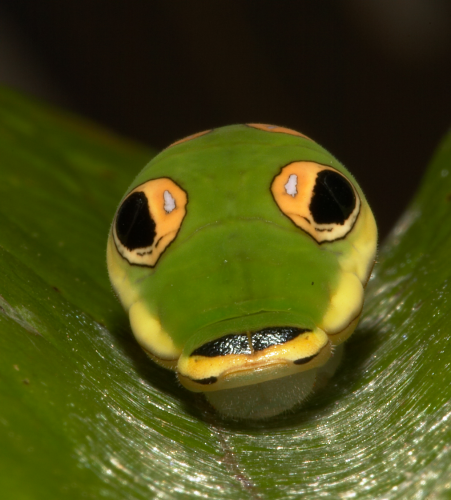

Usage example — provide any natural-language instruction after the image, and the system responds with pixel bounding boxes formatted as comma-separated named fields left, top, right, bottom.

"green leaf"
left=1, top=86, right=450, bottom=499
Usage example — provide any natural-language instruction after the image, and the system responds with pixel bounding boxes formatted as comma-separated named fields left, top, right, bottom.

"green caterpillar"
left=107, top=124, right=377, bottom=419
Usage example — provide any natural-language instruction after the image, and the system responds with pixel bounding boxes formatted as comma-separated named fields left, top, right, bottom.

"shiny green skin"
left=121, top=125, right=359, bottom=355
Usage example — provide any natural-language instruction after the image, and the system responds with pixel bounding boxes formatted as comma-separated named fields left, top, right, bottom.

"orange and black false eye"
left=113, top=177, right=187, bottom=267
left=271, top=162, right=361, bottom=243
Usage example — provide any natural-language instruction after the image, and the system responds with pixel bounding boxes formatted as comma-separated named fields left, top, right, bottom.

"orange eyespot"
left=113, top=177, right=187, bottom=267
left=271, top=162, right=361, bottom=244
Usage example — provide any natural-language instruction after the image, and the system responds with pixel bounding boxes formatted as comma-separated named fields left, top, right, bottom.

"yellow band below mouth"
left=178, top=341, right=332, bottom=393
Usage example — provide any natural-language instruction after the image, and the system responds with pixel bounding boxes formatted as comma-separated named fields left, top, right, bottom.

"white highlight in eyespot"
left=163, top=190, right=176, bottom=213
left=285, top=174, right=298, bottom=197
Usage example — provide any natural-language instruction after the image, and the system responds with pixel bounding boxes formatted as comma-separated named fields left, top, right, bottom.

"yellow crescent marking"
left=167, top=129, right=212, bottom=148
left=248, top=123, right=312, bottom=140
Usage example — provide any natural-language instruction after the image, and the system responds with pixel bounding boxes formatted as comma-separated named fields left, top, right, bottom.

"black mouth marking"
left=191, top=333, right=251, bottom=357
left=252, top=327, right=310, bottom=352
left=293, top=354, right=317, bottom=365
left=194, top=376, right=218, bottom=385
left=190, top=326, right=311, bottom=358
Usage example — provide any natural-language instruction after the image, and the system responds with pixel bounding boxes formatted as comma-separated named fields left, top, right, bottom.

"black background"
left=2, top=1, right=451, bottom=239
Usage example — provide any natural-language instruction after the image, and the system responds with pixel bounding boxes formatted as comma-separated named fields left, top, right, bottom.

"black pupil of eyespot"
left=309, top=170, right=356, bottom=225
left=116, top=191, right=156, bottom=250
